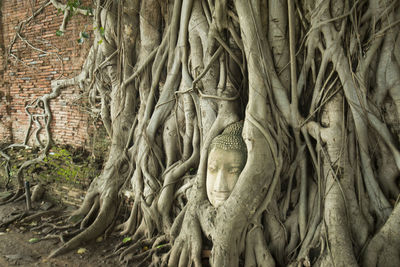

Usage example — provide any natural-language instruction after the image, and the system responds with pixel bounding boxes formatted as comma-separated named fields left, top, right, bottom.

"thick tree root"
left=49, top=190, right=117, bottom=258
left=104, top=234, right=170, bottom=266
left=122, top=244, right=171, bottom=266
left=0, top=211, right=28, bottom=229
left=0, top=189, right=24, bottom=205
left=362, top=203, right=400, bottom=267
left=6, top=0, right=397, bottom=266
left=168, top=212, right=202, bottom=267
left=118, top=236, right=157, bottom=262
left=19, top=209, right=62, bottom=224
left=245, top=225, right=276, bottom=267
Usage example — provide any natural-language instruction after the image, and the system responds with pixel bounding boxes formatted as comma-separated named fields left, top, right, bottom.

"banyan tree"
left=3, top=0, right=400, bottom=266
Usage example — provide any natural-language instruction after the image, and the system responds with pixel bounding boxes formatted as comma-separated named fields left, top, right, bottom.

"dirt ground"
left=0, top=199, right=121, bottom=267
left=0, top=144, right=129, bottom=266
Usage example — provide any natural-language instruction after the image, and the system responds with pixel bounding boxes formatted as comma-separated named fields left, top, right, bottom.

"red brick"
left=0, top=0, right=93, bottom=148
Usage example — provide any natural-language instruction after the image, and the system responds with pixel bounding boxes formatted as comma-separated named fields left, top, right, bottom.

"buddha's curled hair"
left=209, top=121, right=247, bottom=155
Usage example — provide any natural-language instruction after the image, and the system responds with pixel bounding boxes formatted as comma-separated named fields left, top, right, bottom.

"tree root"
left=0, top=211, right=28, bottom=229
left=123, top=244, right=171, bottom=266
left=118, top=199, right=141, bottom=236
left=3, top=0, right=396, bottom=266
left=245, top=224, right=275, bottom=267
left=19, top=209, right=62, bottom=224
left=168, top=212, right=202, bottom=267
left=0, top=189, right=24, bottom=205
left=119, top=236, right=157, bottom=262
left=104, top=234, right=170, bottom=266
left=36, top=234, right=64, bottom=244
left=49, top=189, right=118, bottom=258
left=362, top=233, right=400, bottom=267
left=31, top=219, right=81, bottom=233
left=362, top=203, right=400, bottom=267
left=80, top=195, right=100, bottom=229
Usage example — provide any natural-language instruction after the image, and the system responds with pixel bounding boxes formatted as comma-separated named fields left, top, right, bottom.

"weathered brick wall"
left=0, top=0, right=94, bottom=147
left=0, top=0, right=12, bottom=142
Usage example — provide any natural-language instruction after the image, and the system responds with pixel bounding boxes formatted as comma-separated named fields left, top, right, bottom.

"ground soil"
left=0, top=199, right=121, bottom=267
left=0, top=144, right=127, bottom=266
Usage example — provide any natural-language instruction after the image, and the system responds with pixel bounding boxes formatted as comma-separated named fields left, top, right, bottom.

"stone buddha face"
left=206, top=122, right=247, bottom=208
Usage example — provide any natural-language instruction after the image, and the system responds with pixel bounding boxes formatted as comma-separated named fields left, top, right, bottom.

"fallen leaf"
left=122, top=237, right=132, bottom=243
left=96, top=236, right=103, bottom=242
left=5, top=254, right=36, bottom=262
left=5, top=254, right=23, bottom=260
left=28, top=238, right=39, bottom=243
left=77, top=248, right=87, bottom=254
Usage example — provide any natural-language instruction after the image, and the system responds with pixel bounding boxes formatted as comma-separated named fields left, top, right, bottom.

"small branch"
left=50, top=0, right=93, bottom=16
left=6, top=1, right=51, bottom=66
left=59, top=9, right=70, bottom=32
left=25, top=181, right=32, bottom=211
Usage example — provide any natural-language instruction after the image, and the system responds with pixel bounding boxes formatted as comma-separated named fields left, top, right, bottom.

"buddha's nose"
left=214, top=170, right=229, bottom=192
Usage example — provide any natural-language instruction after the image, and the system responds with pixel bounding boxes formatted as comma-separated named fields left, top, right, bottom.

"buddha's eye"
left=229, top=167, right=241, bottom=174
left=208, top=165, right=217, bottom=172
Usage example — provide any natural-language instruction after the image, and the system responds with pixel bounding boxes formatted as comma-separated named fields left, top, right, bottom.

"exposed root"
left=2, top=0, right=397, bottom=266
left=118, top=199, right=141, bottom=236
left=119, top=236, right=157, bottom=262
left=31, top=219, right=81, bottom=233
left=104, top=234, right=170, bottom=266
left=362, top=203, right=400, bottom=267
left=19, top=209, right=62, bottom=224
left=0, top=211, right=28, bottom=229
left=0, top=189, right=24, bottom=205
left=245, top=224, right=276, bottom=267
left=168, top=211, right=202, bottom=267
left=157, top=121, right=200, bottom=231
left=49, top=189, right=118, bottom=258
left=80, top=195, right=100, bottom=229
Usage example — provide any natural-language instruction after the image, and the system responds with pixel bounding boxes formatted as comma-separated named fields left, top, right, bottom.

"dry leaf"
left=77, top=248, right=87, bottom=254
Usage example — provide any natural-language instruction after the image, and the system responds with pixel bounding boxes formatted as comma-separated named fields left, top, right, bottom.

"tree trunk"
left=7, top=0, right=400, bottom=266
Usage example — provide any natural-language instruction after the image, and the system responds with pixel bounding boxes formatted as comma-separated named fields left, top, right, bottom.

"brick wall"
left=0, top=0, right=94, bottom=148
left=0, top=0, right=12, bottom=142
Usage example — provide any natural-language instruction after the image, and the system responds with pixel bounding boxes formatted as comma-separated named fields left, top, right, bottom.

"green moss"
left=0, top=145, right=105, bottom=190
left=28, top=146, right=102, bottom=187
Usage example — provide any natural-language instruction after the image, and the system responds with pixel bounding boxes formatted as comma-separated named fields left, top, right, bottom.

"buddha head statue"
left=207, top=121, right=247, bottom=208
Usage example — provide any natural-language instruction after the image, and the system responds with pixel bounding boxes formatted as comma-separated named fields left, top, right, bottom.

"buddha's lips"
left=212, top=192, right=230, bottom=200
